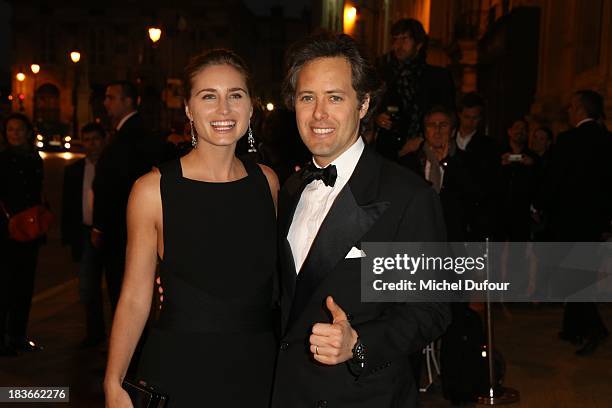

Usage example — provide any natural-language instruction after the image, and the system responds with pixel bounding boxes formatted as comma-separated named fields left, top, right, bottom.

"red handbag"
left=1, top=203, right=54, bottom=242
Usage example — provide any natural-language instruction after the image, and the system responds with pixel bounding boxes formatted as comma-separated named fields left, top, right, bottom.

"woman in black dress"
left=104, top=50, right=279, bottom=407
left=0, top=113, right=45, bottom=356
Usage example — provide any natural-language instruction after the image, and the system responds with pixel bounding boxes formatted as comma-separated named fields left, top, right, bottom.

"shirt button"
left=316, top=400, right=328, bottom=408
left=279, top=342, right=289, bottom=351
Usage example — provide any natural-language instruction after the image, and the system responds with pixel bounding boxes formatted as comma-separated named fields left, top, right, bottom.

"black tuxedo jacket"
left=62, top=158, right=85, bottom=260
left=271, top=147, right=451, bottom=408
left=92, top=113, right=162, bottom=251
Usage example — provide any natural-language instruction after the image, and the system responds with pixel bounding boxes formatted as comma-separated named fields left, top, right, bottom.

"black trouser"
left=78, top=226, right=106, bottom=339
left=0, top=239, right=40, bottom=346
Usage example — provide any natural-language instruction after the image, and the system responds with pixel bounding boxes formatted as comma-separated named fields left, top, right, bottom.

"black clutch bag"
left=122, top=380, right=168, bottom=408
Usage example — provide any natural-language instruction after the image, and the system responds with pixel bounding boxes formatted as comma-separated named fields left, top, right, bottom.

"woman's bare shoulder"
left=130, top=168, right=162, bottom=203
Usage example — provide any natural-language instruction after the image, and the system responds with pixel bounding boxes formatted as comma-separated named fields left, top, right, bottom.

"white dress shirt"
left=424, top=160, right=445, bottom=187
left=288, top=138, right=365, bottom=273
left=456, top=129, right=476, bottom=151
left=82, top=158, right=96, bottom=226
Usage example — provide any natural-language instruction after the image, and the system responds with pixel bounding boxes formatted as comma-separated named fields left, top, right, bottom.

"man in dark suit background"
left=271, top=33, right=451, bottom=408
left=454, top=92, right=501, bottom=240
left=374, top=18, right=456, bottom=160
left=92, top=81, right=162, bottom=310
left=539, top=90, right=611, bottom=355
left=62, top=123, right=107, bottom=347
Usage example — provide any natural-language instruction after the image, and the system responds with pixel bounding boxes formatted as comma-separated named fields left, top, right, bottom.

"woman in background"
left=0, top=113, right=45, bottom=356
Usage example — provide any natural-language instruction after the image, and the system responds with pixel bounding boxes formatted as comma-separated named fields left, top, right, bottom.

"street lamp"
left=148, top=27, right=162, bottom=43
left=70, top=51, right=81, bottom=63
left=343, top=5, right=358, bottom=34
left=266, top=102, right=274, bottom=112
left=16, top=72, right=26, bottom=111
left=30, top=64, right=40, bottom=121
left=70, top=51, right=81, bottom=139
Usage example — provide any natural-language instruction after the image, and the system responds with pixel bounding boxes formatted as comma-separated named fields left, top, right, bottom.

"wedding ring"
left=315, top=345, right=319, bottom=355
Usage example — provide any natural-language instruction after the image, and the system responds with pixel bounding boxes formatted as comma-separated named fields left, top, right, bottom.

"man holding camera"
left=374, top=19, right=455, bottom=160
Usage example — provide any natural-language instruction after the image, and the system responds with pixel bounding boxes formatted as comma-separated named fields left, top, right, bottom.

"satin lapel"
left=278, top=173, right=306, bottom=331
left=287, top=147, right=389, bottom=331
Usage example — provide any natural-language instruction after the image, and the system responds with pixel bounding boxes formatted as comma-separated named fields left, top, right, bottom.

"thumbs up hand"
left=309, top=296, right=358, bottom=365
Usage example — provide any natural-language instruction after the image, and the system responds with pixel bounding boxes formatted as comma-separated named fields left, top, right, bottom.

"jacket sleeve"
left=352, top=187, right=451, bottom=372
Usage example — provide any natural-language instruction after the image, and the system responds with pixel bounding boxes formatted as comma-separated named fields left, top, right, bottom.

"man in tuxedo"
left=539, top=90, right=611, bottom=355
left=271, top=33, right=451, bottom=408
left=92, top=81, right=162, bottom=310
left=62, top=123, right=107, bottom=347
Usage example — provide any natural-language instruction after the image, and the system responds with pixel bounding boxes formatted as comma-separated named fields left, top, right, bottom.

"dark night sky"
left=243, top=0, right=310, bottom=17
left=0, top=0, right=9, bottom=89
left=0, top=0, right=309, bottom=89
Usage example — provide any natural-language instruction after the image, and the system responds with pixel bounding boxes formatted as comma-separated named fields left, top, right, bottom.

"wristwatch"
left=348, top=338, right=367, bottom=376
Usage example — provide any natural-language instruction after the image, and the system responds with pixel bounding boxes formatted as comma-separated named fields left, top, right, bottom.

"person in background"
left=539, top=90, right=611, bottom=355
left=454, top=92, right=500, bottom=241
left=530, top=126, right=553, bottom=160
left=92, top=80, right=163, bottom=311
left=0, top=113, right=45, bottom=356
left=62, top=123, right=107, bottom=348
left=401, top=105, right=478, bottom=241
left=499, top=118, right=539, bottom=242
left=375, top=18, right=455, bottom=160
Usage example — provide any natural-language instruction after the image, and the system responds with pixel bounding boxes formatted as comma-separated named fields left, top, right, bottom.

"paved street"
left=0, top=153, right=611, bottom=407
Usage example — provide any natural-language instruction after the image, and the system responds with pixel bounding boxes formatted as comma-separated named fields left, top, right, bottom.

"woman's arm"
left=103, top=169, right=161, bottom=406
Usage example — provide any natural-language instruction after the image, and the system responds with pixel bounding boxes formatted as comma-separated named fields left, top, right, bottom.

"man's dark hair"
left=81, top=122, right=106, bottom=139
left=459, top=92, right=485, bottom=112
left=574, top=90, right=605, bottom=120
left=391, top=18, right=429, bottom=57
left=282, top=32, right=383, bottom=128
left=107, top=80, right=138, bottom=107
left=423, top=105, right=457, bottom=128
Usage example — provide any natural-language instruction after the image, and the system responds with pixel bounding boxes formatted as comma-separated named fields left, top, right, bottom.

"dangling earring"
left=247, top=122, right=257, bottom=153
left=190, top=120, right=197, bottom=148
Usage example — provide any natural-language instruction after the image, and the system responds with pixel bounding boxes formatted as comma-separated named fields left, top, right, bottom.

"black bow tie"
left=301, top=162, right=337, bottom=187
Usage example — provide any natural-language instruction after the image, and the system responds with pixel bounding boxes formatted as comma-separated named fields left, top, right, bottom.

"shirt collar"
left=313, top=137, right=364, bottom=183
left=116, top=110, right=138, bottom=131
left=576, top=118, right=595, bottom=128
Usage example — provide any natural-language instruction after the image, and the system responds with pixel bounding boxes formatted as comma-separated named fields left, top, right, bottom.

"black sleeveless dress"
left=137, top=158, right=277, bottom=407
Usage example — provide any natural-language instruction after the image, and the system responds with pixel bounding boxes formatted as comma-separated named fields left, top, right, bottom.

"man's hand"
left=376, top=113, right=393, bottom=130
left=398, top=136, right=423, bottom=158
left=309, top=296, right=358, bottom=365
